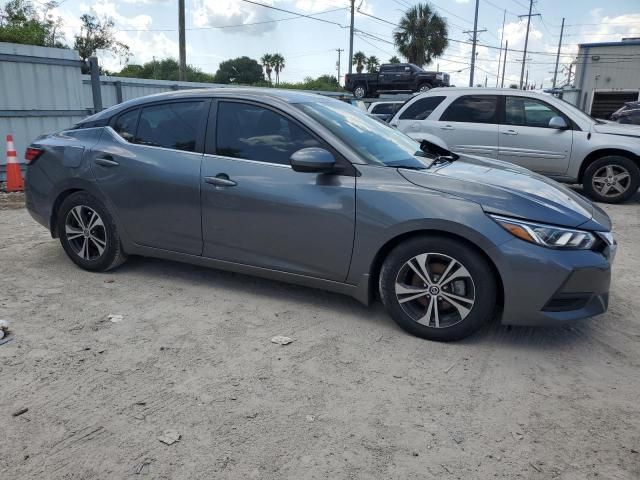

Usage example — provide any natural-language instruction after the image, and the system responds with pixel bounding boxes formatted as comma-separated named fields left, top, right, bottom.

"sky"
left=17, top=0, right=640, bottom=88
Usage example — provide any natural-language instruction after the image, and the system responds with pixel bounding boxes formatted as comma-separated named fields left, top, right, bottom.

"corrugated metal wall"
left=1, top=42, right=346, bottom=181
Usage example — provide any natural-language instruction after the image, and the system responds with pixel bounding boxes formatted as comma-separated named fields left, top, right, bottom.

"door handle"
left=204, top=174, right=237, bottom=187
left=440, top=125, right=454, bottom=130
left=94, top=156, right=119, bottom=167
left=502, top=129, right=518, bottom=136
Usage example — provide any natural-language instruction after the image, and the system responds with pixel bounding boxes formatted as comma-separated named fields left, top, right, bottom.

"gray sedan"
left=24, top=89, right=615, bottom=341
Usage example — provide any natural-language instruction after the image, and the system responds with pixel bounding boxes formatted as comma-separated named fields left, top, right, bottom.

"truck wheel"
left=353, top=85, right=367, bottom=99
left=418, top=83, right=432, bottom=93
left=582, top=155, right=640, bottom=204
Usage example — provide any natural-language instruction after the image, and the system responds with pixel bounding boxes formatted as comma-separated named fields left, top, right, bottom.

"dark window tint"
left=215, top=102, right=322, bottom=165
left=505, top=96, right=564, bottom=128
left=371, top=103, right=396, bottom=115
left=135, top=101, right=204, bottom=152
left=113, top=109, right=139, bottom=142
left=440, top=95, right=498, bottom=123
left=400, top=96, right=446, bottom=120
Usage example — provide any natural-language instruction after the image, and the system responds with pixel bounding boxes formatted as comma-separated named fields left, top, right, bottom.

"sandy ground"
left=1, top=191, right=639, bottom=479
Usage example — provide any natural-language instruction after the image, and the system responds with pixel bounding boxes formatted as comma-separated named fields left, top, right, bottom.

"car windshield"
left=556, top=97, right=605, bottom=124
left=296, top=100, right=429, bottom=169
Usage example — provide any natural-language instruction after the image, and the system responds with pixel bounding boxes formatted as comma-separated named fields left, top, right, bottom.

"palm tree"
left=271, top=53, right=285, bottom=85
left=260, top=53, right=273, bottom=84
left=388, top=55, right=401, bottom=64
left=352, top=51, right=366, bottom=74
left=366, top=55, right=380, bottom=73
left=393, top=2, right=448, bottom=67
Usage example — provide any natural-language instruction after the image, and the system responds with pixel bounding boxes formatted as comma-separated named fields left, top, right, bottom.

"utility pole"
left=468, top=0, right=480, bottom=87
left=518, top=0, right=540, bottom=89
left=336, top=48, right=343, bottom=85
left=552, top=17, right=565, bottom=89
left=525, top=68, right=529, bottom=90
left=501, top=40, right=508, bottom=88
left=496, top=9, right=506, bottom=87
left=348, top=0, right=355, bottom=74
left=178, top=0, right=186, bottom=81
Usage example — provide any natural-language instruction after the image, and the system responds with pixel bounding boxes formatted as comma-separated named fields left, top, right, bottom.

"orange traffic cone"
left=5, top=135, right=24, bottom=192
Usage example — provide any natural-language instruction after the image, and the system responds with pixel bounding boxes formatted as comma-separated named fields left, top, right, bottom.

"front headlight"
left=489, top=214, right=596, bottom=250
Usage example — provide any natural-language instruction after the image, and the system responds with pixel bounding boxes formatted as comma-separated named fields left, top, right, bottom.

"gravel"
left=1, top=191, right=639, bottom=479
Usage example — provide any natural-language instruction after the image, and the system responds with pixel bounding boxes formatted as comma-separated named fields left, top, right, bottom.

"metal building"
left=573, top=38, right=640, bottom=118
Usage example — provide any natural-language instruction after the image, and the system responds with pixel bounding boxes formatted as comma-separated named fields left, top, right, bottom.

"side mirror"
left=404, top=66, right=410, bottom=72
left=290, top=148, right=336, bottom=173
left=549, top=116, right=568, bottom=129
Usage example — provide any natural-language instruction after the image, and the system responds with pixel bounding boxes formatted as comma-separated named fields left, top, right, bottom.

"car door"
left=200, top=100, right=356, bottom=282
left=377, top=65, right=395, bottom=90
left=435, top=94, right=500, bottom=159
left=498, top=96, right=573, bottom=174
left=90, top=100, right=207, bottom=255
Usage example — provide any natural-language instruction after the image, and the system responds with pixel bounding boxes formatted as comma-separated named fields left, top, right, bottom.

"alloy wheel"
left=65, top=205, right=107, bottom=261
left=591, top=164, right=631, bottom=198
left=354, top=86, right=366, bottom=98
left=419, top=85, right=431, bottom=92
left=394, top=253, right=476, bottom=328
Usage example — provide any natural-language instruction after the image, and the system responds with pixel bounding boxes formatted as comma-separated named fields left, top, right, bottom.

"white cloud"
left=192, top=0, right=279, bottom=36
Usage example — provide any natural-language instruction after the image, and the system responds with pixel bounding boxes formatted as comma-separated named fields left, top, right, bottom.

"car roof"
left=425, top=87, right=552, bottom=99
left=80, top=87, right=339, bottom=124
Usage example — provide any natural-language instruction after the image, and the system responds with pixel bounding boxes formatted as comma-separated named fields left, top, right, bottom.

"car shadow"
left=114, top=256, right=601, bottom=349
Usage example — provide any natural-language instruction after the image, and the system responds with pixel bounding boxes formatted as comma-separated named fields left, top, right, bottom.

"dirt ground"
left=1, top=190, right=639, bottom=480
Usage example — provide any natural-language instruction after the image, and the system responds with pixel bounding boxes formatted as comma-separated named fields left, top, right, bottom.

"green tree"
left=352, top=51, right=366, bottom=74
left=366, top=55, right=380, bottom=73
left=260, top=53, right=274, bottom=84
left=388, top=55, right=401, bottom=64
left=213, top=56, right=264, bottom=85
left=116, top=58, right=215, bottom=82
left=271, top=53, right=285, bottom=85
left=276, top=74, right=343, bottom=92
left=393, top=2, right=448, bottom=67
left=0, top=0, right=63, bottom=47
left=74, top=13, right=130, bottom=72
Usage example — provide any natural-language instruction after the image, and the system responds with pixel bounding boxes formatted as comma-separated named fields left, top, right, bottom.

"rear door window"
left=371, top=103, right=395, bottom=115
left=440, top=95, right=498, bottom=123
left=134, top=101, right=205, bottom=152
left=400, top=96, right=446, bottom=120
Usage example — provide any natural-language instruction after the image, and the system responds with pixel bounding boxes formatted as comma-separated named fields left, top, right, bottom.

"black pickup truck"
left=345, top=63, right=449, bottom=98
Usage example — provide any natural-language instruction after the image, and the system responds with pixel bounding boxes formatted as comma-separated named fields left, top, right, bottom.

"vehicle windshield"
left=296, top=100, right=430, bottom=169
left=556, top=97, right=605, bottom=124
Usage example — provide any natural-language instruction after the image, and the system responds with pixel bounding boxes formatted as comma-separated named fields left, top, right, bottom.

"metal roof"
left=578, top=40, right=640, bottom=48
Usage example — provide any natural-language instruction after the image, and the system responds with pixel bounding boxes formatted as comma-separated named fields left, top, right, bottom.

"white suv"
left=390, top=88, right=640, bottom=203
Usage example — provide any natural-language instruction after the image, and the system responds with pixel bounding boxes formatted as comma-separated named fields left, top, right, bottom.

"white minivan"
left=390, top=88, right=640, bottom=203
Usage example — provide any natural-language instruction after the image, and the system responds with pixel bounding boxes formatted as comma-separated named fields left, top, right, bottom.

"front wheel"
left=582, top=155, right=640, bottom=203
left=57, top=192, right=127, bottom=272
left=379, top=236, right=497, bottom=341
left=418, top=83, right=432, bottom=93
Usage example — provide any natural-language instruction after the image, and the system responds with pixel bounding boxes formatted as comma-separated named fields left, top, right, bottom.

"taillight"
left=25, top=147, right=44, bottom=164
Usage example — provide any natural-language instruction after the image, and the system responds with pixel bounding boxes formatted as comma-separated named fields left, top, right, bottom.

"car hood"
left=399, top=155, right=611, bottom=231
left=592, top=121, right=640, bottom=137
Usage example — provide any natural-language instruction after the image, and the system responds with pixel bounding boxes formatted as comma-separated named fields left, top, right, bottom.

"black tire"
left=379, top=236, right=497, bottom=341
left=57, top=191, right=127, bottom=272
left=353, top=84, right=367, bottom=99
left=417, top=82, right=432, bottom=93
left=582, top=155, right=640, bottom=204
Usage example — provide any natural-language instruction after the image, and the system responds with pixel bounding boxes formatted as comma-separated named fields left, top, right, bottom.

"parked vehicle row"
left=390, top=88, right=640, bottom=203
left=25, top=88, right=616, bottom=341
left=345, top=63, right=450, bottom=99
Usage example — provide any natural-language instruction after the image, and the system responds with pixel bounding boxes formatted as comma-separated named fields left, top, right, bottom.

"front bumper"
left=491, top=238, right=613, bottom=326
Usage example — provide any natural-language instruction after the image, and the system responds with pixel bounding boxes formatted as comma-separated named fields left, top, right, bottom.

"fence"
left=0, top=41, right=346, bottom=181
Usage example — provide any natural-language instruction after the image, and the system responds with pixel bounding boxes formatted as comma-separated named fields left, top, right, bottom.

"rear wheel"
left=353, top=85, right=367, bottom=99
left=57, top=192, right=127, bottom=272
left=379, top=236, right=497, bottom=341
left=582, top=155, right=639, bottom=203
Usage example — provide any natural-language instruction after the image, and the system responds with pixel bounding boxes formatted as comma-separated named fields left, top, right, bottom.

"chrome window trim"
left=203, top=152, right=292, bottom=169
